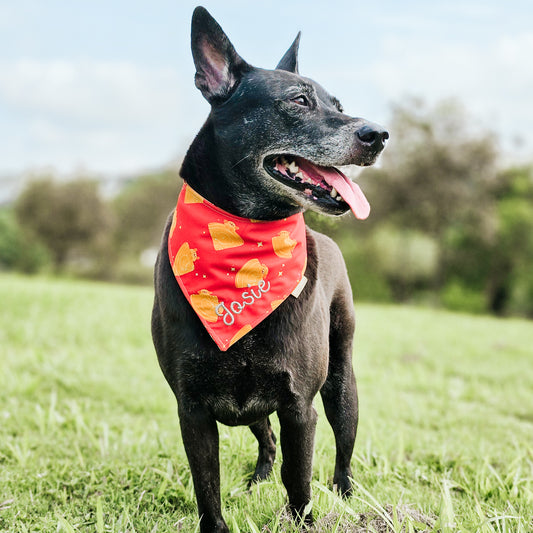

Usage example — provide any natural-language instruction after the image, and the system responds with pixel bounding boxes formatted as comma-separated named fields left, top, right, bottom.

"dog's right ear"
left=191, top=7, right=250, bottom=104
left=275, top=32, right=301, bottom=74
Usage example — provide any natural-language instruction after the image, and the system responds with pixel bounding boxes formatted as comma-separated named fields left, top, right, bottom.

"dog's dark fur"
left=151, top=7, right=387, bottom=532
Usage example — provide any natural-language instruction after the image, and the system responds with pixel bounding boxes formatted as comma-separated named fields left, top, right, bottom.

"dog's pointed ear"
left=275, top=32, right=301, bottom=74
left=191, top=7, right=250, bottom=103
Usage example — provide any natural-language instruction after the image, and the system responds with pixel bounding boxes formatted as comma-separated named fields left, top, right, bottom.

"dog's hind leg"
left=178, top=405, right=229, bottom=533
left=248, top=417, right=277, bottom=486
left=320, top=292, right=358, bottom=497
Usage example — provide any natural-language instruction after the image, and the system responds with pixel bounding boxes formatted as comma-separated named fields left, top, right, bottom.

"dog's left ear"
left=191, top=7, right=250, bottom=103
left=275, top=32, right=301, bottom=74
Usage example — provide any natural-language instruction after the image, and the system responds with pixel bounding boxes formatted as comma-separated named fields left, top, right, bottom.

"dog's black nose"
left=356, top=124, right=389, bottom=149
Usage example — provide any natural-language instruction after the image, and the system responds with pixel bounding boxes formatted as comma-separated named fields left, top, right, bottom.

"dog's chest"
left=195, top=356, right=295, bottom=425
left=180, top=317, right=329, bottom=425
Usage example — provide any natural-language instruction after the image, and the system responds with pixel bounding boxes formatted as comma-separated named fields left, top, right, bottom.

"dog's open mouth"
left=264, top=155, right=370, bottom=219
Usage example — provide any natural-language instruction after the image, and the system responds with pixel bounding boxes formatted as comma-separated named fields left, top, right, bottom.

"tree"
left=15, top=178, right=112, bottom=269
left=0, top=209, right=51, bottom=273
left=359, top=98, right=499, bottom=239
left=112, top=169, right=180, bottom=254
left=486, top=166, right=533, bottom=315
left=349, top=98, right=501, bottom=305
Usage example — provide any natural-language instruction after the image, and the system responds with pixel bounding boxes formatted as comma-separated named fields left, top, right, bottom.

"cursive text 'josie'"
left=215, top=279, right=271, bottom=326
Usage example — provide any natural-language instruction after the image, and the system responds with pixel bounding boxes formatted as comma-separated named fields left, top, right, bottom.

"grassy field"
left=1, top=274, right=532, bottom=532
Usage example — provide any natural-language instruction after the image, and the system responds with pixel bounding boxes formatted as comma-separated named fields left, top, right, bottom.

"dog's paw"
left=287, top=501, right=314, bottom=530
left=333, top=473, right=353, bottom=498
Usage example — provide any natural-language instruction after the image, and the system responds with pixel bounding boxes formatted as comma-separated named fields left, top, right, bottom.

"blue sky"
left=0, top=0, right=532, bottom=180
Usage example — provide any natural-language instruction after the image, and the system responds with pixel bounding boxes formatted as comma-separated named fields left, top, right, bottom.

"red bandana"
left=168, top=183, right=307, bottom=351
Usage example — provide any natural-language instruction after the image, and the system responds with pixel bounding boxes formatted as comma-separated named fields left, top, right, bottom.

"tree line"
left=1, top=98, right=532, bottom=317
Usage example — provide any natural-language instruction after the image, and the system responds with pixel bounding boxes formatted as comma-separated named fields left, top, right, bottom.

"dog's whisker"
left=232, top=154, right=252, bottom=169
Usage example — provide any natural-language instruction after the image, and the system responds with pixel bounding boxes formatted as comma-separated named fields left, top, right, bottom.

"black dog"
left=152, top=7, right=388, bottom=532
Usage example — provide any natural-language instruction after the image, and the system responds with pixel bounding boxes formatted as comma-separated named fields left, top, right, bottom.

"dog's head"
left=189, top=7, right=388, bottom=219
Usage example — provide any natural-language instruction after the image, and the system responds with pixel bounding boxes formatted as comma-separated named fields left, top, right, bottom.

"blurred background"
left=1, top=0, right=532, bottom=317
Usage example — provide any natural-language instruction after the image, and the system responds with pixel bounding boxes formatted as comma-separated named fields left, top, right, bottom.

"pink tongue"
left=296, top=159, right=371, bottom=220
left=328, top=170, right=371, bottom=220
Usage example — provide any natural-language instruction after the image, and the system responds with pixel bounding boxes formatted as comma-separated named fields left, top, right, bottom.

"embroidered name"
left=215, top=280, right=271, bottom=326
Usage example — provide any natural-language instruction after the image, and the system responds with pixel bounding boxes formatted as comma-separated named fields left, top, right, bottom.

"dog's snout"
left=356, top=124, right=389, bottom=149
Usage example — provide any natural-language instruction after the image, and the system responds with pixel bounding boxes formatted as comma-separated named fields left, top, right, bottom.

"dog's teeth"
left=295, top=171, right=304, bottom=181
left=288, top=161, right=299, bottom=174
left=336, top=195, right=342, bottom=201
left=330, top=187, right=337, bottom=198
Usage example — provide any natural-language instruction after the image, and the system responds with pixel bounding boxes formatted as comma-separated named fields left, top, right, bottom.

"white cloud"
left=0, top=59, right=205, bottom=174
left=1, top=22, right=532, bottom=176
left=368, top=31, right=533, bottom=158
left=0, top=59, right=184, bottom=125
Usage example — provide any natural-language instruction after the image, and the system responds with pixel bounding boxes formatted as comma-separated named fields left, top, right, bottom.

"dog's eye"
left=291, top=95, right=309, bottom=107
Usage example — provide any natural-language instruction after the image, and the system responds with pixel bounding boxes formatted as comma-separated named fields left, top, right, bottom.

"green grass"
left=1, top=273, right=532, bottom=532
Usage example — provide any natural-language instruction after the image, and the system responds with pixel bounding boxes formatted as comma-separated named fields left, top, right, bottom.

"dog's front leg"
left=320, top=292, right=358, bottom=497
left=278, top=404, right=318, bottom=524
left=178, top=405, right=228, bottom=533
left=320, top=367, right=357, bottom=496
